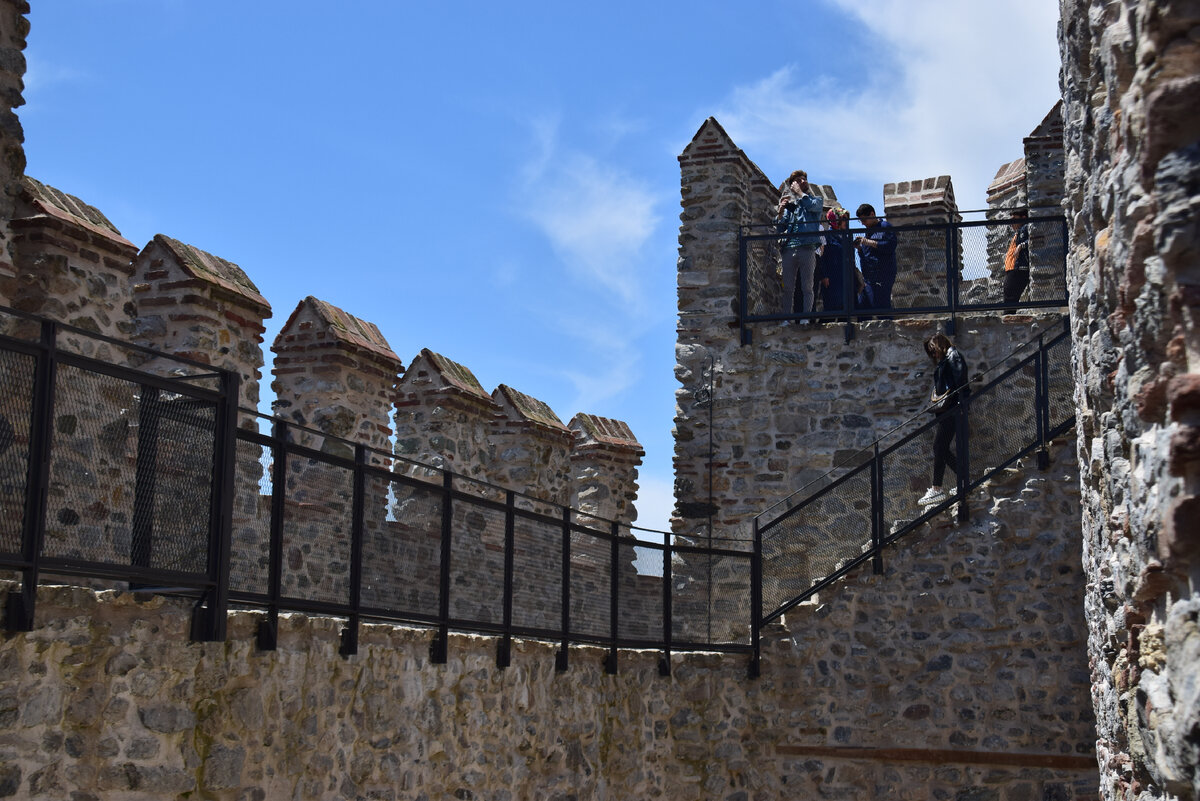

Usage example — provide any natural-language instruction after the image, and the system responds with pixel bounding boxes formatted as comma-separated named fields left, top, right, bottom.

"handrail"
left=752, top=318, right=1075, bottom=629
left=737, top=214, right=1069, bottom=344
left=0, top=307, right=752, bottom=675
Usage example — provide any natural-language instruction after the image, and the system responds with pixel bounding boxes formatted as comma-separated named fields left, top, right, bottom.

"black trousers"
left=1003, top=269, right=1030, bottom=304
left=932, top=413, right=958, bottom=486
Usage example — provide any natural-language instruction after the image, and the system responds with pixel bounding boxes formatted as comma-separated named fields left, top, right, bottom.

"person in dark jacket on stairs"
left=918, top=333, right=970, bottom=507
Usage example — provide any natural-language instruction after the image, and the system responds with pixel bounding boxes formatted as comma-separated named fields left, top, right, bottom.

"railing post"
left=497, top=490, right=515, bottom=669
left=945, top=222, right=958, bottom=335
left=1035, top=334, right=1051, bottom=470
left=191, top=369, right=237, bottom=642
left=955, top=394, right=971, bottom=524
left=256, top=419, right=288, bottom=651
left=430, top=470, right=453, bottom=665
left=556, top=508, right=570, bottom=672
left=339, top=443, right=366, bottom=658
left=871, top=443, right=884, bottom=574
left=605, top=521, right=619, bottom=675
left=131, top=386, right=160, bottom=573
left=749, top=517, right=761, bottom=679
left=841, top=239, right=856, bottom=344
left=739, top=229, right=753, bottom=346
left=5, top=320, right=57, bottom=633
left=659, top=530, right=672, bottom=677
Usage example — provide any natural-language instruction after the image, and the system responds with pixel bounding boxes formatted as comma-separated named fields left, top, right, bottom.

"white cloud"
left=632, top=474, right=675, bottom=535
left=21, top=54, right=87, bottom=97
left=716, top=0, right=1062, bottom=212
left=517, top=117, right=662, bottom=310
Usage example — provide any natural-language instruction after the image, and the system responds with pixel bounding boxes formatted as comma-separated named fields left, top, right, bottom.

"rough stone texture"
left=393, top=347, right=501, bottom=483
left=271, top=295, right=399, bottom=458
left=490, top=383, right=574, bottom=510
left=568, top=412, right=643, bottom=526
left=266, top=296, right=402, bottom=604
left=884, top=175, right=964, bottom=309
left=0, top=0, right=25, bottom=283
left=0, top=578, right=1099, bottom=801
left=133, top=233, right=271, bottom=410
left=674, top=117, right=1074, bottom=544
left=1059, top=0, right=1200, bottom=798
left=3, top=176, right=138, bottom=347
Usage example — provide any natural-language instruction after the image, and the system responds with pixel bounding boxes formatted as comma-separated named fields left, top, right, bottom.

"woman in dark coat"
left=918, top=333, right=970, bottom=506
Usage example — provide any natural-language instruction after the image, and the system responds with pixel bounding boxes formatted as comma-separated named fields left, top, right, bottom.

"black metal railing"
left=738, top=214, right=1069, bottom=344
left=750, top=319, right=1076, bottom=661
left=0, top=306, right=751, bottom=674
left=0, top=304, right=1077, bottom=679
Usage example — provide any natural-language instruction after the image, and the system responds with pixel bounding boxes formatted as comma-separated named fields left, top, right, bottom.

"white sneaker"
left=918, top=487, right=948, bottom=506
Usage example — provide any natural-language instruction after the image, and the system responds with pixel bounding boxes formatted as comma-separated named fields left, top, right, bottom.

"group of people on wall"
left=775, top=168, right=1017, bottom=511
left=774, top=168, right=1032, bottom=322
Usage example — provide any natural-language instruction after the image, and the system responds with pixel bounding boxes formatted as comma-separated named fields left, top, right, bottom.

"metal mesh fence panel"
left=959, top=219, right=1067, bottom=308
left=890, top=225, right=952, bottom=312
left=511, top=513, right=562, bottom=633
left=617, top=537, right=663, bottom=643
left=129, top=393, right=215, bottom=574
left=569, top=526, right=610, bottom=640
left=365, top=478, right=442, bottom=616
left=708, top=552, right=751, bottom=645
left=880, top=428, right=938, bottom=532
left=1046, top=335, right=1075, bottom=433
left=0, top=349, right=34, bottom=556
left=42, top=364, right=137, bottom=564
left=280, top=454, right=353, bottom=605
left=229, top=437, right=271, bottom=595
left=967, top=368, right=1039, bottom=482
left=671, top=549, right=716, bottom=644
left=761, top=467, right=872, bottom=619
left=743, top=235, right=782, bottom=318
left=447, top=492, right=505, bottom=626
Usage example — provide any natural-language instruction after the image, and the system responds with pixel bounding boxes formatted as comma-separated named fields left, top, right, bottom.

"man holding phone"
left=775, top=169, right=824, bottom=320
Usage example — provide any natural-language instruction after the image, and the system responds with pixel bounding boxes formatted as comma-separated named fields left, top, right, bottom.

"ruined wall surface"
left=1059, top=0, right=1200, bottom=798
left=0, top=547, right=1098, bottom=801
left=0, top=0, right=24, bottom=282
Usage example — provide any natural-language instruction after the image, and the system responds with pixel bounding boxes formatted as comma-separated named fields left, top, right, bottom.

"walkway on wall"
left=0, top=305, right=750, bottom=677
left=750, top=318, right=1075, bottom=666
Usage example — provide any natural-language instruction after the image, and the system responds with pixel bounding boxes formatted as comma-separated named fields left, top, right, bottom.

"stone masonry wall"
left=0, top=532, right=1099, bottom=801
left=0, top=0, right=24, bottom=282
left=1060, top=0, right=1200, bottom=798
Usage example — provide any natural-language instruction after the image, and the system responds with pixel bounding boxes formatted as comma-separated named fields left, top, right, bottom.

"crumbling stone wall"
left=0, top=480, right=1099, bottom=801
left=0, top=0, right=24, bottom=283
left=1060, top=0, right=1200, bottom=798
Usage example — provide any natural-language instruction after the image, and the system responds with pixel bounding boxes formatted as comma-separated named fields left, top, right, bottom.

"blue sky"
left=20, top=1, right=1062, bottom=533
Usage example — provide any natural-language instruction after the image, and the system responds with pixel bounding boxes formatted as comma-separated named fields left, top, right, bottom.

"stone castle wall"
left=0, top=475, right=1100, bottom=801
left=1060, top=0, right=1200, bottom=798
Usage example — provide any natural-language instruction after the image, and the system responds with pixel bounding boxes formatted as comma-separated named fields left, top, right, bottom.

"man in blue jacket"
left=775, top=169, right=824, bottom=318
left=854, top=203, right=898, bottom=310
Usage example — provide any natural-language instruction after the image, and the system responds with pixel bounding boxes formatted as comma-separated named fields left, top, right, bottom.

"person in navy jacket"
left=854, top=203, right=898, bottom=309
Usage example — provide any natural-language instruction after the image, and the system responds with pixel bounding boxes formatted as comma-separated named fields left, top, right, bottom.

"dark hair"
left=856, top=203, right=876, bottom=218
left=924, top=332, right=953, bottom=362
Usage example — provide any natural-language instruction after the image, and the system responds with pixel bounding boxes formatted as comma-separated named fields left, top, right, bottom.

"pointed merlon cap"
left=680, top=116, right=740, bottom=161
left=152, top=233, right=270, bottom=315
left=277, top=296, right=399, bottom=365
left=406, top=348, right=492, bottom=401
left=570, top=413, right=644, bottom=455
left=1027, top=100, right=1064, bottom=140
left=987, top=158, right=1027, bottom=202
left=492, top=384, right=570, bottom=434
left=18, top=176, right=135, bottom=250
